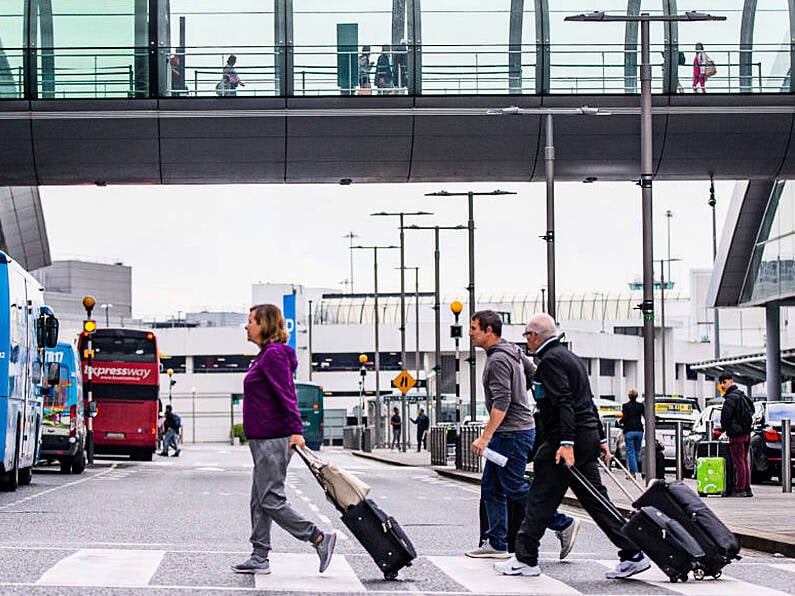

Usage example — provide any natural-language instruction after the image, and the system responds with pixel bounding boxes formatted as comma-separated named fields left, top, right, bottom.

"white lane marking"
left=294, top=489, right=304, bottom=495
left=308, top=503, right=319, bottom=512
left=770, top=564, right=795, bottom=571
left=318, top=514, right=331, bottom=524
left=0, top=464, right=119, bottom=511
left=254, top=552, right=365, bottom=592
left=596, top=560, right=787, bottom=595
left=37, top=549, right=165, bottom=587
left=427, top=556, right=580, bottom=594
left=195, top=466, right=224, bottom=472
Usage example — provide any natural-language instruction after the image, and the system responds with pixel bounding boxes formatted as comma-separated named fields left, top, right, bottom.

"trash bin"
left=361, top=427, right=372, bottom=453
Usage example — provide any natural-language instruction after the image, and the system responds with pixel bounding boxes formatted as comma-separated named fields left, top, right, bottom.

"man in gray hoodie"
left=466, top=310, right=579, bottom=560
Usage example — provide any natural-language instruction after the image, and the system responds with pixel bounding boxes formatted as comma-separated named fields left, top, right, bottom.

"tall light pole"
left=399, top=265, right=423, bottom=448
left=659, top=257, right=681, bottom=397
left=307, top=299, right=313, bottom=382
left=709, top=175, right=720, bottom=358
left=343, top=232, right=358, bottom=293
left=487, top=106, right=608, bottom=319
left=372, top=211, right=432, bottom=452
left=425, top=190, right=515, bottom=411
left=404, top=224, right=467, bottom=423
left=566, top=9, right=724, bottom=483
left=100, top=303, right=113, bottom=327
left=665, top=210, right=674, bottom=281
left=352, top=244, right=398, bottom=448
left=357, top=353, right=368, bottom=428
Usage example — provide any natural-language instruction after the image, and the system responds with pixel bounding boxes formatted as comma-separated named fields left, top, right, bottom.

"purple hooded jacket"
left=242, top=342, right=303, bottom=440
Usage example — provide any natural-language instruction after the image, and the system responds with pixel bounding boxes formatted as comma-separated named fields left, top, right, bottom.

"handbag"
left=215, top=80, right=227, bottom=96
left=705, top=60, right=716, bottom=78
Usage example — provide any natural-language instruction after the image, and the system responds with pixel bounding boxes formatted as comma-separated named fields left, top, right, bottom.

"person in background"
left=231, top=304, right=336, bottom=575
left=358, top=45, right=373, bottom=93
left=390, top=406, right=402, bottom=450
left=410, top=408, right=430, bottom=452
left=718, top=372, right=754, bottom=497
left=160, top=404, right=181, bottom=457
left=219, top=54, right=245, bottom=97
left=375, top=45, right=394, bottom=94
left=692, top=42, right=710, bottom=93
left=466, top=310, right=579, bottom=561
left=620, top=389, right=644, bottom=480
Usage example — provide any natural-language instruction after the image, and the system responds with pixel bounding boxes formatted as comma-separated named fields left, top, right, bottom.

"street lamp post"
left=343, top=232, right=358, bottom=293
left=358, top=353, right=368, bottom=428
left=659, top=257, right=681, bottom=397
left=566, top=9, right=724, bottom=483
left=100, top=303, right=113, bottom=327
left=425, top=190, right=515, bottom=411
left=400, top=265, right=423, bottom=445
left=167, top=368, right=175, bottom=405
left=404, top=225, right=466, bottom=424
left=82, top=295, right=97, bottom=465
left=487, top=106, right=607, bottom=319
left=709, top=175, right=721, bottom=358
left=450, top=301, right=464, bottom=421
left=352, top=244, right=398, bottom=448
left=372, top=211, right=432, bottom=453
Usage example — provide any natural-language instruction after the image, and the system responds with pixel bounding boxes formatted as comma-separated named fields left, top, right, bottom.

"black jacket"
left=720, top=385, right=753, bottom=437
left=164, top=411, right=180, bottom=432
left=533, top=338, right=601, bottom=446
left=411, top=414, right=429, bottom=433
left=620, top=401, right=645, bottom=433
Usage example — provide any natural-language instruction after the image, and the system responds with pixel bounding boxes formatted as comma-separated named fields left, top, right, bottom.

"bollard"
left=782, top=418, right=792, bottom=493
left=603, top=420, right=612, bottom=453
left=675, top=420, right=684, bottom=481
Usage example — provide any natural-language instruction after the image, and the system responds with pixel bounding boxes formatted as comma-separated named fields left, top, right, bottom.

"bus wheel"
left=71, top=450, right=86, bottom=474
left=18, top=466, right=32, bottom=486
left=59, top=460, right=71, bottom=474
left=1, top=434, right=20, bottom=492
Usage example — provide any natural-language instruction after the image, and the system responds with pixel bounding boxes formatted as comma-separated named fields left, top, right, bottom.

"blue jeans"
left=163, top=428, right=179, bottom=453
left=482, top=429, right=572, bottom=551
left=624, top=431, right=644, bottom=475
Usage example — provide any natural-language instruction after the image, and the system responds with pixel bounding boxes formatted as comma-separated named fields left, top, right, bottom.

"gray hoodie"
left=483, top=339, right=535, bottom=433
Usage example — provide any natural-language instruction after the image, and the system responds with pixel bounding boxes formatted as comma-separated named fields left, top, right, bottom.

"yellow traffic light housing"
left=83, top=320, right=97, bottom=334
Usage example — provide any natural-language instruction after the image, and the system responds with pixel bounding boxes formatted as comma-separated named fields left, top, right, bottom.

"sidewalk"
left=352, top=448, right=795, bottom=557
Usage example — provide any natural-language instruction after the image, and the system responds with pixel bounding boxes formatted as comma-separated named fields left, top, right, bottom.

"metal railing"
left=457, top=424, right=484, bottom=473
left=2, top=43, right=792, bottom=100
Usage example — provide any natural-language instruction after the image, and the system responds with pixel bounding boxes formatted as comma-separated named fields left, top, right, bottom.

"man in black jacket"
left=718, top=372, right=754, bottom=497
left=495, top=313, right=649, bottom=579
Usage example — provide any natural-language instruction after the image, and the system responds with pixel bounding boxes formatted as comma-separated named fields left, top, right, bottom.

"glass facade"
left=0, top=1, right=793, bottom=99
left=743, top=181, right=795, bottom=304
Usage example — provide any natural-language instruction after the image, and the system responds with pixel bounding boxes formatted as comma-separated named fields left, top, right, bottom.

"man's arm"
left=471, top=407, right=507, bottom=456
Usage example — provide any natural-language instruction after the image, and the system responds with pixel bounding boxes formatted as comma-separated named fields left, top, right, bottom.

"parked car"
left=750, top=401, right=795, bottom=483
left=682, top=403, right=724, bottom=477
left=612, top=397, right=699, bottom=470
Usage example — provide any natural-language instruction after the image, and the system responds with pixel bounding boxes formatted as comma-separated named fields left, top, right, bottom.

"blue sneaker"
left=231, top=555, right=271, bottom=574
left=315, top=531, right=337, bottom=573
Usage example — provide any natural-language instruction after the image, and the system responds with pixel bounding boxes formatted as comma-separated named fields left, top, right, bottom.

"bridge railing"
left=3, top=43, right=792, bottom=99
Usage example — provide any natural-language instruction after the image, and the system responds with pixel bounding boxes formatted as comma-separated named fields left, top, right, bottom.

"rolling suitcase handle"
left=568, top=464, right=626, bottom=525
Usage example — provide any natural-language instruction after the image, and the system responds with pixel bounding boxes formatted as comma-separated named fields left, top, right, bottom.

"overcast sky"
left=39, top=179, right=733, bottom=320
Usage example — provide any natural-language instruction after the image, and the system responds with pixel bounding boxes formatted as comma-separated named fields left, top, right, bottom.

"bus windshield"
left=92, top=335, right=157, bottom=363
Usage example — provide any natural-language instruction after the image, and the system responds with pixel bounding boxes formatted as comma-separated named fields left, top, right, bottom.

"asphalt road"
left=0, top=444, right=792, bottom=595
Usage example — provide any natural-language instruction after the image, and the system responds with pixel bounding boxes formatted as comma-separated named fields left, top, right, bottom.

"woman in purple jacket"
left=231, top=304, right=336, bottom=575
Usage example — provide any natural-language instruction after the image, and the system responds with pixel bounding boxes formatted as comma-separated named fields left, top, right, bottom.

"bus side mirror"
left=87, top=401, right=98, bottom=417
left=36, top=309, right=59, bottom=348
left=46, top=362, right=60, bottom=387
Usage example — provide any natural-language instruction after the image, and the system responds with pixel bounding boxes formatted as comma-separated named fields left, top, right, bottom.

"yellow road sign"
left=392, top=370, right=416, bottom=395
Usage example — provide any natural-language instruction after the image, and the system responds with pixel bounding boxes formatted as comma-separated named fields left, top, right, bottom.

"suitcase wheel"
left=384, top=571, right=398, bottom=580
left=693, top=569, right=705, bottom=581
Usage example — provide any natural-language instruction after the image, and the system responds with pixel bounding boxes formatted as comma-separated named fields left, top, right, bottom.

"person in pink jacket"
left=692, top=42, right=711, bottom=93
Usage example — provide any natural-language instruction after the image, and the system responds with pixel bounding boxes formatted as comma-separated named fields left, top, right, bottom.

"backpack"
left=173, top=414, right=182, bottom=429
left=678, top=51, right=686, bottom=66
left=737, top=395, right=753, bottom=434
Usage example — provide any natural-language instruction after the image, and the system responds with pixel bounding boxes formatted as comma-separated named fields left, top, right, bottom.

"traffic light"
left=83, top=319, right=97, bottom=335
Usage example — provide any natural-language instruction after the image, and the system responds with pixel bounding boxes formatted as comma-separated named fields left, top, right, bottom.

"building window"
left=311, top=352, right=403, bottom=372
left=600, top=359, right=615, bottom=377
left=685, top=364, right=698, bottom=381
left=193, top=354, right=257, bottom=373
left=614, top=326, right=643, bottom=337
left=160, top=355, right=186, bottom=373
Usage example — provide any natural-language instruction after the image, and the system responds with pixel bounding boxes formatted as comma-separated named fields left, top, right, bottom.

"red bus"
left=78, top=328, right=160, bottom=461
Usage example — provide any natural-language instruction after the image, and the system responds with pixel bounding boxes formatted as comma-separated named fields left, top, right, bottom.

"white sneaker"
left=494, top=555, right=541, bottom=576
left=604, top=555, right=651, bottom=579
left=556, top=519, right=581, bottom=560
left=465, top=543, right=510, bottom=559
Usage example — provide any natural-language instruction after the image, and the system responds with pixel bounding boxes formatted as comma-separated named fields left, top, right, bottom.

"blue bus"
left=296, top=382, right=324, bottom=451
left=0, top=252, right=60, bottom=491
left=40, top=342, right=85, bottom=474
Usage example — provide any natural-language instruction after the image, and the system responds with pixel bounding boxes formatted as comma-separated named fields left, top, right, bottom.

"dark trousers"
left=417, top=430, right=427, bottom=451
left=515, top=431, right=641, bottom=566
left=729, top=434, right=751, bottom=492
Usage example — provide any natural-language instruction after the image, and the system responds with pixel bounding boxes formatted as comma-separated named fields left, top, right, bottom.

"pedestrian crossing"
left=0, top=547, right=793, bottom=594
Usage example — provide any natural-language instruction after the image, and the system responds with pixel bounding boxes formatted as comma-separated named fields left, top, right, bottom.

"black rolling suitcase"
left=295, top=446, right=416, bottom=579
left=341, top=498, right=417, bottom=579
left=569, top=462, right=706, bottom=583
left=632, top=479, right=740, bottom=578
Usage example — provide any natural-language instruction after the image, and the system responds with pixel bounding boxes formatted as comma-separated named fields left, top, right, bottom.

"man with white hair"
left=494, top=313, right=650, bottom=580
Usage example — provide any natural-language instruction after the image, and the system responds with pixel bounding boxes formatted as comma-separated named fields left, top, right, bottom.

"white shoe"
left=604, top=555, right=651, bottom=579
left=494, top=555, right=541, bottom=576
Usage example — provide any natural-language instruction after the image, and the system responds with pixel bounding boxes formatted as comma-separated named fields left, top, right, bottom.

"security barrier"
left=457, top=424, right=485, bottom=473
left=343, top=425, right=362, bottom=450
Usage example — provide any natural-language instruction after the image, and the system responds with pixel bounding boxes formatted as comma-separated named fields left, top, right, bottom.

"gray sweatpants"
left=248, top=437, right=320, bottom=558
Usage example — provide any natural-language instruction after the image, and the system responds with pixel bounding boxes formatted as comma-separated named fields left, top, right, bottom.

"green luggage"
left=696, top=456, right=726, bottom=496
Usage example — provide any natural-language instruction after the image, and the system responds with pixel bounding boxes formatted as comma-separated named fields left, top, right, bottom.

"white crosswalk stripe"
left=595, top=560, right=789, bottom=596
left=428, top=556, right=581, bottom=594
left=37, top=549, right=165, bottom=587
left=254, top=552, right=366, bottom=592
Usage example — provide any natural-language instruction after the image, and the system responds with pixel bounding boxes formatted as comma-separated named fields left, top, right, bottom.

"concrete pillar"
left=766, top=302, right=781, bottom=401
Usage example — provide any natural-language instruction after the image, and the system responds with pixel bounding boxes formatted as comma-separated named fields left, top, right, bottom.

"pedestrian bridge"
left=2, top=1, right=795, bottom=185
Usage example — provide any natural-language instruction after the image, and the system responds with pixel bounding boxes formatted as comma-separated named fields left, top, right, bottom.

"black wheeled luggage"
left=294, top=446, right=417, bottom=579
left=342, top=498, right=417, bottom=579
left=632, top=479, right=740, bottom=578
left=569, top=462, right=708, bottom=583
